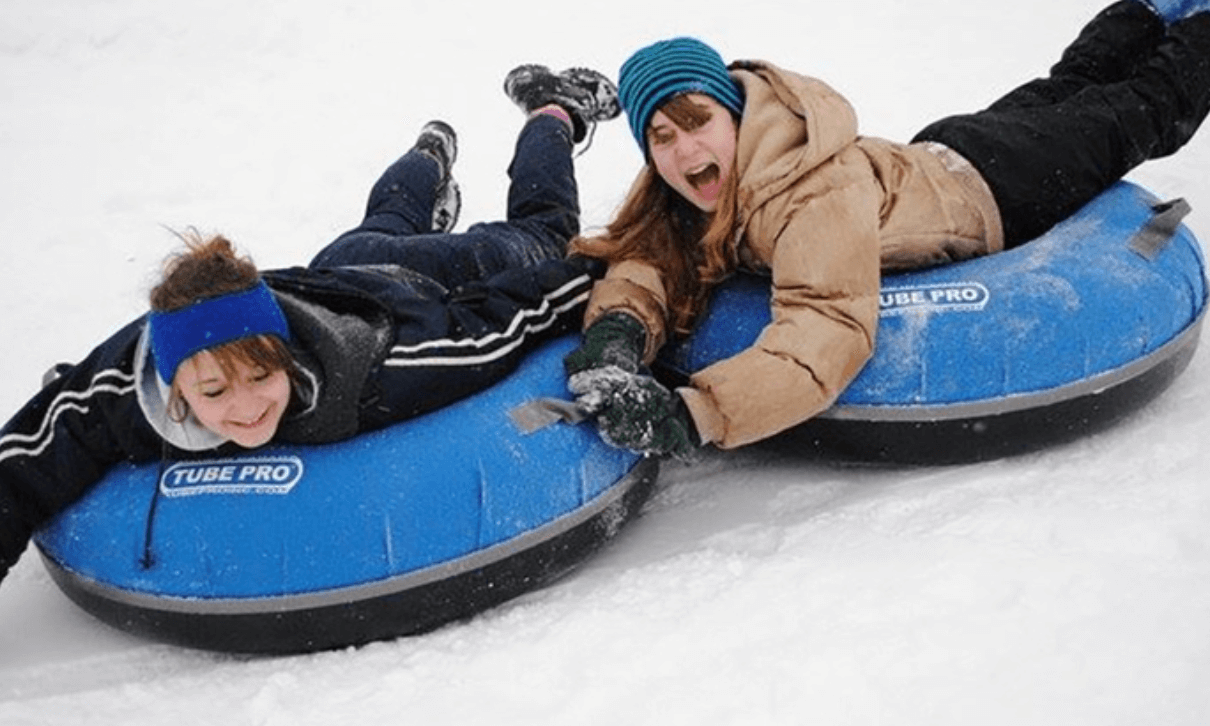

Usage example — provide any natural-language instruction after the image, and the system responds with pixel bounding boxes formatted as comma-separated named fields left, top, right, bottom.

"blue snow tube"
left=657, top=181, right=1207, bottom=463
left=34, top=337, right=655, bottom=654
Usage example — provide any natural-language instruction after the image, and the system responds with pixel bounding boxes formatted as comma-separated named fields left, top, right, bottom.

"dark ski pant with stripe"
left=914, top=1, right=1210, bottom=247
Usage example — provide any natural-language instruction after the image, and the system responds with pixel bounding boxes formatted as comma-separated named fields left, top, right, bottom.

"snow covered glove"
left=563, top=312, right=646, bottom=377
left=569, top=366, right=700, bottom=463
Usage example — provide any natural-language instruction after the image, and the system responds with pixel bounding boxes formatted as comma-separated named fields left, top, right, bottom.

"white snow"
left=2, top=0, right=1210, bottom=723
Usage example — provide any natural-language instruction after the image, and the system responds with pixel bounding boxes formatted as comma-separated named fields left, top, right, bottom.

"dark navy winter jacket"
left=0, top=256, right=601, bottom=581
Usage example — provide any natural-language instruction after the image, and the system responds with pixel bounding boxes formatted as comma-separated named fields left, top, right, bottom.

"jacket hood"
left=730, top=60, right=859, bottom=213
left=134, top=323, right=230, bottom=452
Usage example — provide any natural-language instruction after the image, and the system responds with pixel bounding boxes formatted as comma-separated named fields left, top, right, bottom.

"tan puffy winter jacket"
left=584, top=60, right=1004, bottom=449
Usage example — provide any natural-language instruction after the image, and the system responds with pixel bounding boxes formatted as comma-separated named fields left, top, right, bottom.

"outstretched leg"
left=309, top=113, right=580, bottom=287
left=914, top=5, right=1210, bottom=245
left=465, top=111, right=583, bottom=265
left=988, top=0, right=1165, bottom=109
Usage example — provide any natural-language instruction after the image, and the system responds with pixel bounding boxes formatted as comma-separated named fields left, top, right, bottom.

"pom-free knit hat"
left=618, top=37, right=744, bottom=154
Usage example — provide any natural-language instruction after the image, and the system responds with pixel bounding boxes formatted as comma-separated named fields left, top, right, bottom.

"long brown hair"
left=151, top=231, right=297, bottom=416
left=570, top=94, right=740, bottom=336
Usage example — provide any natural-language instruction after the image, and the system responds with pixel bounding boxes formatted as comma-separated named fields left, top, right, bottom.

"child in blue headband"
left=0, top=64, right=621, bottom=588
left=564, top=1, right=1210, bottom=460
left=145, top=242, right=299, bottom=449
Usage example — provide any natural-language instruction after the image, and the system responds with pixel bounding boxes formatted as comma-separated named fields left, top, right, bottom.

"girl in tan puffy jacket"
left=563, top=0, right=1210, bottom=459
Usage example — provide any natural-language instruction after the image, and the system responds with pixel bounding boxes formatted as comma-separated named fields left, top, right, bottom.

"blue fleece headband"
left=618, top=37, right=745, bottom=154
left=149, top=280, right=290, bottom=383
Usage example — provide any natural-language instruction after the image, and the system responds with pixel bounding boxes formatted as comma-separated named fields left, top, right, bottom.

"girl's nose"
left=228, top=385, right=262, bottom=416
left=675, top=135, right=703, bottom=160
left=671, top=139, right=691, bottom=163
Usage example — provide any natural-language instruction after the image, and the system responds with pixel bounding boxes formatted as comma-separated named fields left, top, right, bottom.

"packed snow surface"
left=2, top=0, right=1209, bottom=723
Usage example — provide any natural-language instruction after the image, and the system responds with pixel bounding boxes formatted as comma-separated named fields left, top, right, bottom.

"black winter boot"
left=503, top=65, right=620, bottom=143
left=415, top=120, right=461, bottom=233
left=1141, top=0, right=1210, bottom=23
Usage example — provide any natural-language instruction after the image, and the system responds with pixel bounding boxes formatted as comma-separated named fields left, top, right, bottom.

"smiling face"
left=174, top=350, right=291, bottom=449
left=646, top=93, right=739, bottom=213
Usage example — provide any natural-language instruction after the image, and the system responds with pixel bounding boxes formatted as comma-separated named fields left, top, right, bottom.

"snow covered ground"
left=2, top=0, right=1209, bottom=723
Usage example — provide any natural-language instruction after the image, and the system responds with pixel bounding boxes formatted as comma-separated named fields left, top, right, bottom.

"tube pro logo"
left=879, top=282, right=990, bottom=316
left=159, top=456, right=305, bottom=497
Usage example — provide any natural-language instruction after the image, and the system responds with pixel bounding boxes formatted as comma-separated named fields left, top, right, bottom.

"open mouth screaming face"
left=647, top=93, right=738, bottom=213
left=685, top=162, right=723, bottom=204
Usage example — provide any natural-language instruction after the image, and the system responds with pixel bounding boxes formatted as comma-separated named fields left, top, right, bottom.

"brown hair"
left=152, top=231, right=297, bottom=417
left=569, top=94, right=740, bottom=336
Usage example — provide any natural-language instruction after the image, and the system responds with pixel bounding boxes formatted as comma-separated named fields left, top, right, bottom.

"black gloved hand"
left=569, top=367, right=700, bottom=462
left=563, top=312, right=646, bottom=377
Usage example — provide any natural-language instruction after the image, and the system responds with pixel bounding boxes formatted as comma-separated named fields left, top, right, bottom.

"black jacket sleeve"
left=0, top=318, right=163, bottom=582
left=360, top=256, right=603, bottom=428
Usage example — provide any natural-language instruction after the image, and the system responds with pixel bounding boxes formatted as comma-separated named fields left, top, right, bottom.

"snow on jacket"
left=583, top=60, right=1004, bottom=449
left=0, top=256, right=600, bottom=580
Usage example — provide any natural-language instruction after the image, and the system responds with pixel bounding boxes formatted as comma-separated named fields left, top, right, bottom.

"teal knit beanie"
left=618, top=37, right=745, bottom=154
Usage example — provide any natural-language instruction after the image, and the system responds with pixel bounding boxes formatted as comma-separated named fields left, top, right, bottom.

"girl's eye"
left=250, top=369, right=272, bottom=384
left=649, top=129, right=674, bottom=146
left=201, top=387, right=227, bottom=400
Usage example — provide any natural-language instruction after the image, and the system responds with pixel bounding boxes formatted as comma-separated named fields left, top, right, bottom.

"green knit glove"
left=563, top=312, right=646, bottom=377
left=570, top=367, right=700, bottom=462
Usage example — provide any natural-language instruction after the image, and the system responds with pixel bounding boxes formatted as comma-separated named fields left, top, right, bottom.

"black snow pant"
left=913, top=1, right=1210, bottom=247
